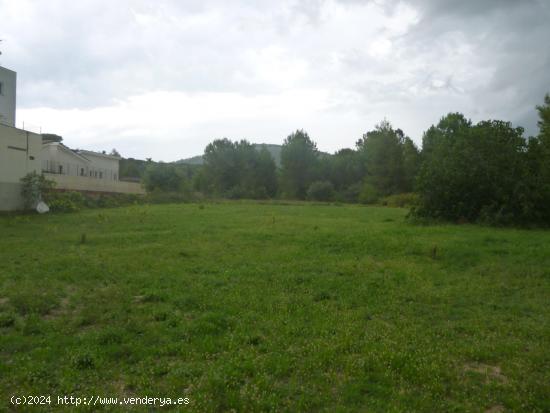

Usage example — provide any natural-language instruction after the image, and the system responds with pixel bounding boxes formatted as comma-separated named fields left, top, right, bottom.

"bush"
left=144, top=191, right=193, bottom=204
left=44, top=191, right=86, bottom=212
left=379, top=193, right=419, bottom=208
left=306, top=181, right=335, bottom=202
left=20, top=172, right=55, bottom=209
left=358, top=182, right=379, bottom=204
left=335, top=182, right=362, bottom=204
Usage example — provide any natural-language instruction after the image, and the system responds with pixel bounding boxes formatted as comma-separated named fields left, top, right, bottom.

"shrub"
left=358, top=182, right=379, bottom=204
left=335, top=182, right=362, bottom=204
left=307, top=181, right=335, bottom=202
left=144, top=191, right=192, bottom=204
left=20, top=172, right=55, bottom=209
left=380, top=193, right=419, bottom=208
left=44, top=191, right=86, bottom=212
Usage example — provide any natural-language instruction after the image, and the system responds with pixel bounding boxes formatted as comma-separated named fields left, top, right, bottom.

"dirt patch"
left=464, top=362, right=508, bottom=384
left=485, top=405, right=504, bottom=413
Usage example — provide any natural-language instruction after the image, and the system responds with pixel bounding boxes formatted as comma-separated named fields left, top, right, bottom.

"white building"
left=0, top=66, right=17, bottom=127
left=0, top=123, right=42, bottom=210
left=0, top=65, right=144, bottom=211
left=41, top=143, right=120, bottom=181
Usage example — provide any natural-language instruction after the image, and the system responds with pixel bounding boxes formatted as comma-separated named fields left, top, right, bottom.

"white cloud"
left=1, top=0, right=548, bottom=160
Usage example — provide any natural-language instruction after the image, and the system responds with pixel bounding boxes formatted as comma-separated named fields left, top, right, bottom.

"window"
left=0, top=82, right=3, bottom=95
left=90, top=171, right=93, bottom=177
left=114, top=173, right=117, bottom=181
left=58, top=165, right=63, bottom=174
left=80, top=168, right=85, bottom=176
left=99, top=172, right=103, bottom=179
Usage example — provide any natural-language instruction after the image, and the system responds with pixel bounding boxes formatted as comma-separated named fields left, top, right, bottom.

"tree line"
left=141, top=94, right=550, bottom=225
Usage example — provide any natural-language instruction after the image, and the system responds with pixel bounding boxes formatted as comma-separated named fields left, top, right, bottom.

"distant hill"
left=177, top=143, right=285, bottom=166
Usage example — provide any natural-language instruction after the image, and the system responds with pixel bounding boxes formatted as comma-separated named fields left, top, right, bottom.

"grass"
left=0, top=201, right=549, bottom=412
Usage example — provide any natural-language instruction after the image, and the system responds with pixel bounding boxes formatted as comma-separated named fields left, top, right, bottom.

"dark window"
left=81, top=168, right=84, bottom=176
left=0, top=82, right=3, bottom=95
left=99, top=172, right=103, bottom=179
left=58, top=165, right=63, bottom=174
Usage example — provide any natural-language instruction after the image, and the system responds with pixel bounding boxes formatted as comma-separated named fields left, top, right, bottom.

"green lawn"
left=1, top=202, right=549, bottom=412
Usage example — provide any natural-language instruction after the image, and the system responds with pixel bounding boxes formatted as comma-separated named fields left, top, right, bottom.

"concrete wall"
left=0, top=66, right=16, bottom=127
left=44, top=173, right=145, bottom=194
left=0, top=124, right=42, bottom=210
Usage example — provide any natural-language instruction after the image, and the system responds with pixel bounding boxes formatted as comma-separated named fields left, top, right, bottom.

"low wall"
left=44, top=173, right=145, bottom=195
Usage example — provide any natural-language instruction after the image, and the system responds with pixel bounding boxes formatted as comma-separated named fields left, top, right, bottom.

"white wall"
left=0, top=124, right=42, bottom=210
left=0, top=66, right=16, bottom=127
left=78, top=151, right=120, bottom=180
left=44, top=173, right=145, bottom=194
left=41, top=143, right=90, bottom=177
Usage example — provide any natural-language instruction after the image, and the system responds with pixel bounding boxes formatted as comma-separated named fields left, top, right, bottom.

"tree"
left=356, top=120, right=405, bottom=196
left=414, top=113, right=529, bottom=223
left=110, top=148, right=121, bottom=157
left=142, top=163, right=190, bottom=193
left=201, top=138, right=277, bottom=198
left=253, top=148, right=278, bottom=198
left=536, top=93, right=550, bottom=143
left=326, top=148, right=365, bottom=191
left=401, top=137, right=420, bottom=192
left=307, top=181, right=335, bottom=202
left=524, top=93, right=550, bottom=222
left=280, top=130, right=318, bottom=199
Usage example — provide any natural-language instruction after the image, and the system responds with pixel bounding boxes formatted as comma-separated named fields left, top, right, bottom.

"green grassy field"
left=1, top=202, right=549, bottom=412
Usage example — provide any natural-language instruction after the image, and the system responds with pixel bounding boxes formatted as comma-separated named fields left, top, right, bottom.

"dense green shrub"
left=143, top=163, right=191, bottom=193
left=380, top=193, right=419, bottom=208
left=20, top=172, right=55, bottom=208
left=335, top=182, right=362, bottom=203
left=412, top=113, right=548, bottom=225
left=358, top=182, right=379, bottom=204
left=45, top=191, right=86, bottom=212
left=306, top=181, right=335, bottom=202
left=144, top=191, right=193, bottom=204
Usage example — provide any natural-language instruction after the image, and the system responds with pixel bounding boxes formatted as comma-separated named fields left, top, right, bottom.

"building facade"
left=0, top=66, right=16, bottom=127
left=0, top=65, right=144, bottom=211
left=0, top=123, right=42, bottom=210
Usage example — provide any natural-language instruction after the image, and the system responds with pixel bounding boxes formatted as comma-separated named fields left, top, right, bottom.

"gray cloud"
left=1, top=0, right=548, bottom=160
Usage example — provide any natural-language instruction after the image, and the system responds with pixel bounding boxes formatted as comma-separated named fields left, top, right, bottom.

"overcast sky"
left=1, top=0, right=548, bottom=161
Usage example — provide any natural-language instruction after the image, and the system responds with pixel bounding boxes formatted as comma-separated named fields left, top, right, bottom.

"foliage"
left=306, top=181, right=335, bottom=202
left=142, top=163, right=192, bottom=194
left=119, top=158, right=149, bottom=179
left=201, top=138, right=277, bottom=199
left=44, top=191, right=86, bottom=212
left=335, top=182, right=362, bottom=203
left=322, top=149, right=364, bottom=192
left=280, top=130, right=319, bottom=199
left=358, top=181, right=379, bottom=204
left=379, top=192, right=419, bottom=208
left=353, top=120, right=421, bottom=199
left=20, top=172, right=55, bottom=209
left=412, top=112, right=548, bottom=225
